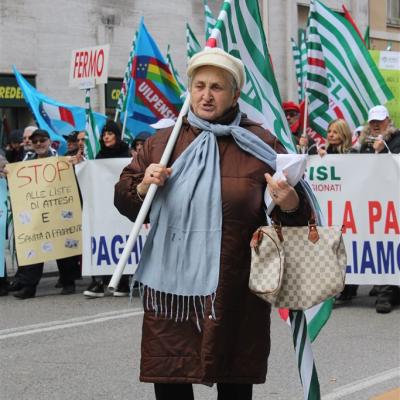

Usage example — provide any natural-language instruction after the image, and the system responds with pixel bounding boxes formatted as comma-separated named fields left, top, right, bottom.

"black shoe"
left=0, top=285, right=8, bottom=296
left=376, top=300, right=392, bottom=314
left=54, top=279, right=63, bottom=289
left=8, top=280, right=23, bottom=292
left=60, top=284, right=75, bottom=295
left=369, top=286, right=379, bottom=296
left=14, top=286, right=36, bottom=300
left=83, top=280, right=105, bottom=298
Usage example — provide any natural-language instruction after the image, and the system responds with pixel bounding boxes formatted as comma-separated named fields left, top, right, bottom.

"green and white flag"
left=84, top=89, right=100, bottom=160
left=204, top=0, right=216, bottom=40
left=166, top=45, right=186, bottom=94
left=116, top=32, right=137, bottom=116
left=290, top=34, right=307, bottom=102
left=207, top=0, right=296, bottom=152
left=307, top=0, right=394, bottom=136
left=186, top=23, right=201, bottom=61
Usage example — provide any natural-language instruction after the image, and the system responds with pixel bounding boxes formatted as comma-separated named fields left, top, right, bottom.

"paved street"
left=1, top=274, right=399, bottom=400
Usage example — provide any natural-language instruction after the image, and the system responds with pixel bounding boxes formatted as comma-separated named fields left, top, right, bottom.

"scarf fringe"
left=133, top=282, right=217, bottom=332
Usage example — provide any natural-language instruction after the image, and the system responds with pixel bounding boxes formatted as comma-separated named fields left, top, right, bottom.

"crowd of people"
left=0, top=121, right=151, bottom=299
left=0, top=48, right=399, bottom=400
left=282, top=101, right=400, bottom=314
left=0, top=100, right=398, bottom=316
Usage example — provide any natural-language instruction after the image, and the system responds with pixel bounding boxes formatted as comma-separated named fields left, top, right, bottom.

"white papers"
left=264, top=154, right=307, bottom=215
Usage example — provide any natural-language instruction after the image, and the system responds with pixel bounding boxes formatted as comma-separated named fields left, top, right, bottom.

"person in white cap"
left=359, top=106, right=400, bottom=313
left=359, top=105, right=400, bottom=154
left=114, top=47, right=313, bottom=400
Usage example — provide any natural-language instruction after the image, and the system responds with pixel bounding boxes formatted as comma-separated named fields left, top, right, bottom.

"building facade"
left=0, top=0, right=398, bottom=132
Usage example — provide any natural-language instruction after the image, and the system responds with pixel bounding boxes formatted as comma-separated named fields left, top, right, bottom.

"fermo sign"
left=69, top=45, right=110, bottom=89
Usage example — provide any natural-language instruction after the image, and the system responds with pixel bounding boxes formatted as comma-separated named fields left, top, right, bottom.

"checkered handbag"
left=249, top=223, right=347, bottom=310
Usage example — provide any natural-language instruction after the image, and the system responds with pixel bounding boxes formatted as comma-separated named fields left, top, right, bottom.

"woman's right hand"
left=137, top=163, right=172, bottom=196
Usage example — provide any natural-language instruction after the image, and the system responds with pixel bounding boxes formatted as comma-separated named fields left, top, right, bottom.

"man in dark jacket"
left=360, top=105, right=400, bottom=313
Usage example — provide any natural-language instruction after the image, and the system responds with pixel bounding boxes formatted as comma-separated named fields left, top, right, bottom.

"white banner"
left=307, top=154, right=400, bottom=285
left=69, top=45, right=110, bottom=87
left=75, top=156, right=400, bottom=285
left=75, top=159, right=149, bottom=276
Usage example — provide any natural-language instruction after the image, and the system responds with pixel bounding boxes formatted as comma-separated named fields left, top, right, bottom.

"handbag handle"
left=271, top=220, right=320, bottom=244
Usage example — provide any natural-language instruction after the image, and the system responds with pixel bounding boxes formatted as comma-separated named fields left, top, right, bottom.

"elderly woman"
left=318, top=118, right=356, bottom=157
left=114, top=48, right=312, bottom=400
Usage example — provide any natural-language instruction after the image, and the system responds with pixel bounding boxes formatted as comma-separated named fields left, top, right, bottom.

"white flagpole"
left=108, top=94, right=191, bottom=291
left=121, top=106, right=129, bottom=141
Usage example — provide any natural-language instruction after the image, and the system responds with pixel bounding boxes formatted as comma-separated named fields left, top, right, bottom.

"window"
left=387, top=0, right=400, bottom=26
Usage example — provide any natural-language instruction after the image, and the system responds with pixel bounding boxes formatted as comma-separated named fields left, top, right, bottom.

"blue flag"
left=122, top=19, right=183, bottom=138
left=13, top=66, right=107, bottom=155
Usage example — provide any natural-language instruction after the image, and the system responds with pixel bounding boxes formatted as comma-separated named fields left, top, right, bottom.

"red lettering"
left=88, top=51, right=96, bottom=76
left=82, top=51, right=88, bottom=77
left=43, top=164, right=57, bottom=183
left=73, top=52, right=80, bottom=78
left=368, top=201, right=381, bottom=234
left=77, top=52, right=83, bottom=78
left=16, top=166, right=32, bottom=188
left=96, top=49, right=104, bottom=77
left=342, top=201, right=357, bottom=233
left=29, top=164, right=43, bottom=185
left=384, top=201, right=400, bottom=234
left=327, top=200, right=332, bottom=226
left=56, top=160, right=70, bottom=180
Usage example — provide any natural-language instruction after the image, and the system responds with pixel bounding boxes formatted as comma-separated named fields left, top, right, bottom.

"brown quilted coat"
left=114, top=109, right=311, bottom=384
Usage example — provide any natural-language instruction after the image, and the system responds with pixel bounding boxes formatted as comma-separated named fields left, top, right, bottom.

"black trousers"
left=154, top=383, right=253, bottom=400
left=15, top=255, right=81, bottom=287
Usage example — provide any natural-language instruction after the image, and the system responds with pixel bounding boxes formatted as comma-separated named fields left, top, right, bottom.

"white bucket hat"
left=187, top=48, right=245, bottom=90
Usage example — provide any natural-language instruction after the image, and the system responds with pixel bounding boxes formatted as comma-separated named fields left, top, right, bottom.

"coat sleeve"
left=114, top=139, right=152, bottom=223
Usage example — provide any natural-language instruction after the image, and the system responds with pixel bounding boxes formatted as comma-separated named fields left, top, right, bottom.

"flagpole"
left=302, top=91, right=308, bottom=138
left=121, top=105, right=129, bottom=141
left=108, top=94, right=191, bottom=291
left=114, top=109, right=120, bottom=123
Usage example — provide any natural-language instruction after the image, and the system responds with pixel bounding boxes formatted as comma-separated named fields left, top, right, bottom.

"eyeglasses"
left=31, top=138, right=48, bottom=144
left=285, top=111, right=299, bottom=118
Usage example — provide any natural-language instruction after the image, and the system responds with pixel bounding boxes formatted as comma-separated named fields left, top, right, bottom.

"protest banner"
left=7, top=157, right=82, bottom=266
left=0, top=179, right=7, bottom=277
left=75, top=159, right=149, bottom=276
left=307, top=154, right=400, bottom=285
left=369, top=50, right=400, bottom=128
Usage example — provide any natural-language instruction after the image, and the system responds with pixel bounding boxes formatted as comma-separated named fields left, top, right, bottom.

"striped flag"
left=306, top=0, right=394, bottom=137
left=116, top=32, right=137, bottom=116
left=84, top=90, right=100, bottom=160
left=207, top=0, right=296, bottom=152
left=166, top=45, right=186, bottom=93
left=186, top=23, right=201, bottom=61
left=204, top=0, right=216, bottom=40
left=290, top=311, right=321, bottom=400
left=290, top=33, right=307, bottom=102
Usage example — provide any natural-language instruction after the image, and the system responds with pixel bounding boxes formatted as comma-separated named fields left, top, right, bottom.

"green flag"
left=186, top=23, right=201, bottom=61
left=84, top=90, right=100, bottom=160
left=207, top=0, right=296, bottom=152
left=307, top=0, right=394, bottom=136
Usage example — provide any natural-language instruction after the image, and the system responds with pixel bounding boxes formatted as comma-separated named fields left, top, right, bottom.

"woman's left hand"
left=265, top=173, right=299, bottom=212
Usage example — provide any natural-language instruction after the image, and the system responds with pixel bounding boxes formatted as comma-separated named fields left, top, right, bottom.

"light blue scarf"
left=134, top=109, right=321, bottom=320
